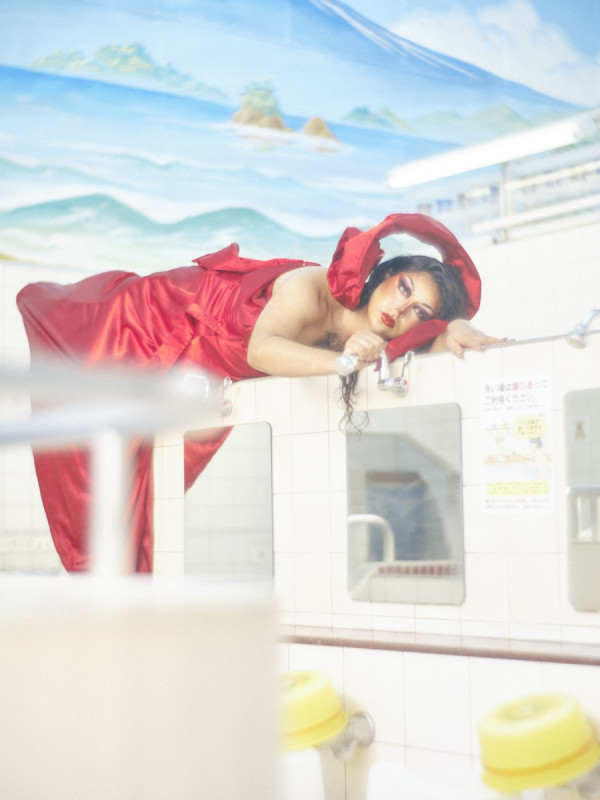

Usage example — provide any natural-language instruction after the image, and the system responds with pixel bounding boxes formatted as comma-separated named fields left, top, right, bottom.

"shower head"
left=567, top=324, right=589, bottom=349
left=567, top=309, right=600, bottom=348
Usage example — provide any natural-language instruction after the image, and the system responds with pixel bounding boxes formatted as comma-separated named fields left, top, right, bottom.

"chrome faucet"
left=377, top=350, right=413, bottom=396
left=335, top=350, right=413, bottom=396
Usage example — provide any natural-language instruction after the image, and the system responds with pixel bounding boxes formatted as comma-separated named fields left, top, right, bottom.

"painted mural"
left=1, top=0, right=598, bottom=274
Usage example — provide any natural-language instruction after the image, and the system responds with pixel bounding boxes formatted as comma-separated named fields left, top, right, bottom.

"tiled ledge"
left=280, top=625, right=600, bottom=666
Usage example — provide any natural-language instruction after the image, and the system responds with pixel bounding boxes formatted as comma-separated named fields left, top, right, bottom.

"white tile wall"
left=254, top=327, right=600, bottom=646
left=291, top=432, right=331, bottom=493
left=472, top=220, right=600, bottom=344
left=3, top=221, right=600, bottom=800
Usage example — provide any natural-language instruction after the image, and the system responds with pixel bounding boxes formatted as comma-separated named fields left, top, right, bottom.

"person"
left=252, top=251, right=478, bottom=426
left=16, top=212, right=502, bottom=573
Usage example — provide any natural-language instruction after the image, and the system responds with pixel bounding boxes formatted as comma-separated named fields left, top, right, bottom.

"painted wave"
left=0, top=194, right=343, bottom=272
left=0, top=64, right=465, bottom=271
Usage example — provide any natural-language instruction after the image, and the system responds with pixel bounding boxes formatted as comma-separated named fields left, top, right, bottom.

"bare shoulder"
left=271, top=264, right=329, bottom=297
left=269, top=266, right=331, bottom=318
left=253, top=265, right=332, bottom=343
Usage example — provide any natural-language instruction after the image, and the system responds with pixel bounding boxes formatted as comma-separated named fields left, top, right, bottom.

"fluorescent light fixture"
left=387, top=110, right=600, bottom=189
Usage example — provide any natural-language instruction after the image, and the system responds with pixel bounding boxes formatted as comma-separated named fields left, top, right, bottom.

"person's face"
left=367, top=270, right=441, bottom=339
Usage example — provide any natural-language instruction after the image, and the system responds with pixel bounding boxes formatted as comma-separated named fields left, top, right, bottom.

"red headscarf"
left=327, top=213, right=481, bottom=361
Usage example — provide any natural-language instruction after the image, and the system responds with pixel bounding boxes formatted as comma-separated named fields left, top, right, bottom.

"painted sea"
left=0, top=66, right=443, bottom=271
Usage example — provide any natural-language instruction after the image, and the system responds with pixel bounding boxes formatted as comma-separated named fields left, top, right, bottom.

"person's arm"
left=247, top=268, right=385, bottom=377
left=429, top=318, right=506, bottom=358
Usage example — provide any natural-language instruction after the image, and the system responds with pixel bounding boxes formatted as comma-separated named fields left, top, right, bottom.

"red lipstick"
left=381, top=312, right=395, bottom=329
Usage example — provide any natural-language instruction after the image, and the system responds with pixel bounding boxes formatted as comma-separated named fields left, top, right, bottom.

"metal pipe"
left=89, top=429, right=132, bottom=576
left=0, top=362, right=227, bottom=577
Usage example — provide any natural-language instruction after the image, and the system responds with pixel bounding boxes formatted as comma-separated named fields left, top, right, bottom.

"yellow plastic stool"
left=478, top=692, right=600, bottom=792
left=280, top=670, right=348, bottom=751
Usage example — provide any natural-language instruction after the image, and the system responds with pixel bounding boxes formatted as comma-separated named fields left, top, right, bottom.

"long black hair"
left=339, top=255, right=468, bottom=429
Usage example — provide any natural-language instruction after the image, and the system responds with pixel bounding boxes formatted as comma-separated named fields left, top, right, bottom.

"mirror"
left=565, top=388, right=600, bottom=611
left=346, top=403, right=464, bottom=604
left=184, top=423, right=273, bottom=579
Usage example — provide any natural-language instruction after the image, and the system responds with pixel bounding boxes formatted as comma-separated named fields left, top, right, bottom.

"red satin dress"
left=16, top=214, right=481, bottom=573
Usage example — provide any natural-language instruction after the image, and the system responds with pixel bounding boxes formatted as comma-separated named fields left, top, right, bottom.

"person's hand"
left=431, top=319, right=506, bottom=358
left=343, top=330, right=387, bottom=370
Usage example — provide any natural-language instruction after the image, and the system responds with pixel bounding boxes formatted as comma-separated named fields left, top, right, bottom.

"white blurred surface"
left=0, top=575, right=277, bottom=800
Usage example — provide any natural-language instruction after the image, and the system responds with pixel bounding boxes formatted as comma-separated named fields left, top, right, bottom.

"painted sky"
left=343, top=0, right=600, bottom=107
left=2, top=0, right=598, bottom=108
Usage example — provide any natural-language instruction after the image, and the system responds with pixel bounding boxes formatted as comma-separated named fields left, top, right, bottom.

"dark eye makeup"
left=398, top=275, right=412, bottom=297
left=397, top=274, right=434, bottom=322
left=415, top=307, right=433, bottom=322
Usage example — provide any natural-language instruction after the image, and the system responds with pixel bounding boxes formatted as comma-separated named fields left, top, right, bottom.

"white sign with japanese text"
left=482, top=376, right=552, bottom=512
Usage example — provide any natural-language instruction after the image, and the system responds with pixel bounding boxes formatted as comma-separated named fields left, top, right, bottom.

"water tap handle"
left=377, top=350, right=413, bottom=396
left=335, top=354, right=359, bottom=376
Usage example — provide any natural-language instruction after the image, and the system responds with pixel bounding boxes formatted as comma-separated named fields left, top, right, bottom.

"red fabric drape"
left=17, top=252, right=306, bottom=572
